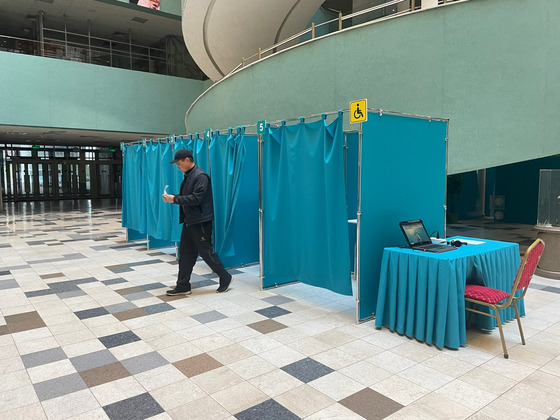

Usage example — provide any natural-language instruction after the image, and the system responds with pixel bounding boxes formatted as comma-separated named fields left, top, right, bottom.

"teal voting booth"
left=121, top=109, right=448, bottom=323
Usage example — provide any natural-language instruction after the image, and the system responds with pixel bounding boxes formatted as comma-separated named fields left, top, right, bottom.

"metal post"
left=129, top=29, right=132, bottom=70
left=355, top=122, right=363, bottom=324
left=258, top=48, right=262, bottom=60
left=87, top=20, right=92, bottom=63
left=38, top=11, right=45, bottom=57
left=311, top=22, right=315, bottom=39
left=258, top=133, right=264, bottom=290
left=338, top=12, right=342, bottom=31
left=63, top=15, right=67, bottom=59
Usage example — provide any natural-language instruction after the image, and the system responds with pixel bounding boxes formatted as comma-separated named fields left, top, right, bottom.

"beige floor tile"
left=435, top=378, right=498, bottom=411
left=405, top=392, right=474, bottom=420
left=422, top=353, right=477, bottom=377
left=502, top=382, right=560, bottom=415
left=150, top=378, right=207, bottom=411
left=0, top=369, right=32, bottom=392
left=169, top=395, right=231, bottom=420
left=248, top=368, right=302, bottom=398
left=304, top=402, right=366, bottom=419
left=479, top=356, right=535, bottom=381
left=41, top=389, right=101, bottom=420
left=391, top=340, right=443, bottom=363
left=227, top=355, right=276, bottom=380
left=275, top=384, right=335, bottom=418
left=312, top=347, right=359, bottom=370
left=211, top=382, right=268, bottom=415
left=258, top=344, right=306, bottom=368
left=1, top=402, right=47, bottom=420
left=27, top=359, right=77, bottom=384
left=191, top=333, right=234, bottom=353
left=133, top=364, right=185, bottom=391
left=339, top=360, right=393, bottom=387
left=89, top=376, right=146, bottom=407
left=371, top=375, right=430, bottom=406
left=190, top=366, right=245, bottom=395
left=157, top=341, right=204, bottom=363
left=207, top=343, right=255, bottom=365
left=366, top=350, right=417, bottom=374
left=476, top=395, right=548, bottom=420
left=309, top=371, right=364, bottom=401
left=459, top=366, right=517, bottom=395
left=335, top=338, right=384, bottom=360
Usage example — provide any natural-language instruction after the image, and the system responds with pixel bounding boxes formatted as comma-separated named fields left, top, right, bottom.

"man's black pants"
left=176, top=220, right=231, bottom=291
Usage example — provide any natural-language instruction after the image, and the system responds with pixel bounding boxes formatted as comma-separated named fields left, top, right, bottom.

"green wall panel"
left=0, top=51, right=205, bottom=136
left=185, top=0, right=560, bottom=175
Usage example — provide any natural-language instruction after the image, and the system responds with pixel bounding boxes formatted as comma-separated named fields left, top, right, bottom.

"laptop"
left=399, top=219, right=456, bottom=253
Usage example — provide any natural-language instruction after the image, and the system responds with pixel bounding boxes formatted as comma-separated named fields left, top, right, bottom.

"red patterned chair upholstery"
left=465, top=238, right=545, bottom=359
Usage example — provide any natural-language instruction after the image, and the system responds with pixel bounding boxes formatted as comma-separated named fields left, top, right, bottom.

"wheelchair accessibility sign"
left=349, top=99, right=367, bottom=124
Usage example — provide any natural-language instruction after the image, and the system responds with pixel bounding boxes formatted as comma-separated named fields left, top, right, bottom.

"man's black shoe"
left=216, top=277, right=232, bottom=293
left=166, top=288, right=192, bottom=296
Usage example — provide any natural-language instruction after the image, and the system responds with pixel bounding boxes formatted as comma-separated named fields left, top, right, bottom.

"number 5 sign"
left=257, top=120, right=267, bottom=135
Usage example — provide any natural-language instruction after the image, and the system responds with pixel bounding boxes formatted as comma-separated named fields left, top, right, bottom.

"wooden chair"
left=465, top=238, right=545, bottom=358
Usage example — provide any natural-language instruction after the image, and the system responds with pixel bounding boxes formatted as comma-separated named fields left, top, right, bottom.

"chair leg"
left=493, top=306, right=508, bottom=359
left=467, top=303, right=477, bottom=329
left=512, top=300, right=525, bottom=345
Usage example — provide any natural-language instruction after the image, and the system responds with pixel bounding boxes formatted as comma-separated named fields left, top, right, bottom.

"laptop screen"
left=399, top=220, right=432, bottom=247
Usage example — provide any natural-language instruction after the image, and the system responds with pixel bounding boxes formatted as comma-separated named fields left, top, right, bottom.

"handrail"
left=185, top=0, right=465, bottom=129
left=230, top=0, right=409, bottom=75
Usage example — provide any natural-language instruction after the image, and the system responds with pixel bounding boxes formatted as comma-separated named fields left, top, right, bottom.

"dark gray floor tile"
left=99, top=331, right=141, bottom=348
left=120, top=352, right=169, bottom=375
left=22, top=347, right=68, bottom=369
left=103, top=392, right=164, bottom=420
left=142, top=303, right=174, bottom=315
left=139, top=282, right=166, bottom=291
left=191, top=279, right=219, bottom=288
left=70, top=349, right=119, bottom=372
left=75, top=307, right=111, bottom=320
left=102, top=278, right=128, bottom=286
left=33, top=373, right=88, bottom=401
left=256, top=306, right=291, bottom=318
left=25, top=289, right=56, bottom=298
left=235, top=399, right=299, bottom=420
left=281, top=357, right=333, bottom=383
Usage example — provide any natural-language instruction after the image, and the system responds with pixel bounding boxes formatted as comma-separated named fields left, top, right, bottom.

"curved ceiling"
left=182, top=0, right=325, bottom=81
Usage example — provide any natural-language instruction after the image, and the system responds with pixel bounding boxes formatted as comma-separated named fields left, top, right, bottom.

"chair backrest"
left=513, top=238, right=545, bottom=292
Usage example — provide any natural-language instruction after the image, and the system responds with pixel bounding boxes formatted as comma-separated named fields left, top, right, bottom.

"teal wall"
left=0, top=51, right=205, bottom=136
left=185, top=0, right=560, bottom=175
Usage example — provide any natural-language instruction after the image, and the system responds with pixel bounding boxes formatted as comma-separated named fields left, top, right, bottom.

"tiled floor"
left=1, top=200, right=560, bottom=419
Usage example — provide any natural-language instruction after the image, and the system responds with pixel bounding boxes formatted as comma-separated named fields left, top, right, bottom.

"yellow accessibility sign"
left=349, top=99, right=367, bottom=124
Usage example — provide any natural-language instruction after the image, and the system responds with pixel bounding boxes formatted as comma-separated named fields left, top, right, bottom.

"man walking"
left=162, top=149, right=232, bottom=295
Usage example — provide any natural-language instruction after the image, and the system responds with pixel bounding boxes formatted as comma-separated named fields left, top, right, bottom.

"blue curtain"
left=145, top=140, right=177, bottom=241
left=210, top=128, right=246, bottom=259
left=122, top=143, right=146, bottom=234
left=263, top=116, right=352, bottom=295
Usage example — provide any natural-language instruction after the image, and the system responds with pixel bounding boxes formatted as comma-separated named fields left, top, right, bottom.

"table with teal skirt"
left=374, top=237, right=521, bottom=349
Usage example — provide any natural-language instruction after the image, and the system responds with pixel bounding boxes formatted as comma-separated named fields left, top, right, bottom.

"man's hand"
left=162, top=194, right=175, bottom=203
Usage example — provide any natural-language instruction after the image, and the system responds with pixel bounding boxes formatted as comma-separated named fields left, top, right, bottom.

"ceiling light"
left=37, top=0, right=54, bottom=4
left=132, top=17, right=148, bottom=24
